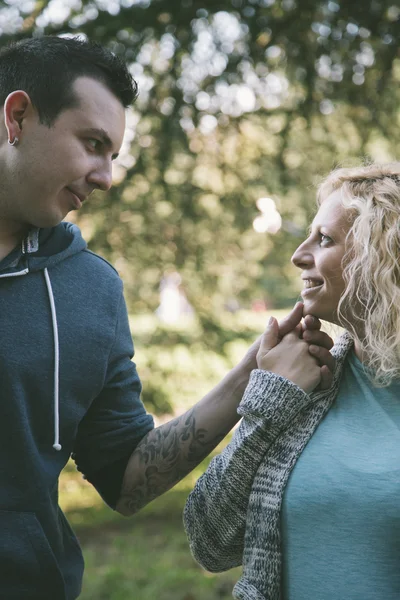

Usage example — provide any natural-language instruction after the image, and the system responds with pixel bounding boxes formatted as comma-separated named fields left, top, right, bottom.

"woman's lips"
left=301, top=279, right=324, bottom=297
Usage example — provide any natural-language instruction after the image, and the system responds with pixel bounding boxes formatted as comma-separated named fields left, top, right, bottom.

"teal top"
left=281, top=351, right=400, bottom=599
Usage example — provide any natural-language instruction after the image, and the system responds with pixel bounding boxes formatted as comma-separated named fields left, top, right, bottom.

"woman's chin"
left=302, top=299, right=333, bottom=323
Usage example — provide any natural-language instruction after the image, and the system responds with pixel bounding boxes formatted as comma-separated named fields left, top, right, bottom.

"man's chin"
left=30, top=211, right=67, bottom=229
left=31, top=220, right=61, bottom=229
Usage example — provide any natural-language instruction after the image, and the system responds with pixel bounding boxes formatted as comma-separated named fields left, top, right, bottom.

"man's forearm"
left=115, top=307, right=334, bottom=516
left=115, top=366, right=250, bottom=516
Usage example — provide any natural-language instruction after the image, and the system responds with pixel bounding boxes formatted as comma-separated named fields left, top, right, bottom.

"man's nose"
left=87, top=160, right=113, bottom=192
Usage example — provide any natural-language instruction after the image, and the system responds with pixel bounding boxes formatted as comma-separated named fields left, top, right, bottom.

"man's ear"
left=4, top=90, right=32, bottom=143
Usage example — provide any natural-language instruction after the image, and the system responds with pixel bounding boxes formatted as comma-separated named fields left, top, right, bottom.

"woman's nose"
left=291, top=240, right=314, bottom=269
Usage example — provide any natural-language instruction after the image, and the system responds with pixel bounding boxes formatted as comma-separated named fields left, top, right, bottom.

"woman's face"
left=291, top=190, right=352, bottom=324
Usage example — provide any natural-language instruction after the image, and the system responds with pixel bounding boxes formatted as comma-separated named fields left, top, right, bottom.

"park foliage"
left=1, top=2, right=399, bottom=596
left=1, top=0, right=399, bottom=317
left=2, top=0, right=398, bottom=411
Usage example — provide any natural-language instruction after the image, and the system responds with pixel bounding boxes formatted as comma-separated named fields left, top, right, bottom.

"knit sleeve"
left=183, top=369, right=310, bottom=572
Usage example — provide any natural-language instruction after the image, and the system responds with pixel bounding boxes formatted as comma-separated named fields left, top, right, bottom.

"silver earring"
left=8, top=137, right=19, bottom=146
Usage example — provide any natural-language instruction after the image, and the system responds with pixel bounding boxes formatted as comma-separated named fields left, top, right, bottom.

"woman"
left=183, top=162, right=400, bottom=600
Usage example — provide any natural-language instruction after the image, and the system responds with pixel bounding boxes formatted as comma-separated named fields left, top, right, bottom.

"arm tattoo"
left=119, top=408, right=224, bottom=515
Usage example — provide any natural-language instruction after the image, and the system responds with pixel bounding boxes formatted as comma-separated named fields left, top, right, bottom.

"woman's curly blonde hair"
left=317, top=162, right=400, bottom=386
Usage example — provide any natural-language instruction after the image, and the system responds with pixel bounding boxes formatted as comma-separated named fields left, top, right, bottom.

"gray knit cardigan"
left=183, top=333, right=354, bottom=600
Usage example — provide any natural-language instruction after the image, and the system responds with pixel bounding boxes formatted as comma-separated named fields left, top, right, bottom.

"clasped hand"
left=256, top=302, right=335, bottom=394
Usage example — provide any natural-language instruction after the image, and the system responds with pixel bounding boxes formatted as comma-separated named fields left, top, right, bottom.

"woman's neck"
left=353, top=337, right=367, bottom=363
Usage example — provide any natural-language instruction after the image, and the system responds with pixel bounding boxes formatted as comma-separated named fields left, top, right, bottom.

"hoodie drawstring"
left=44, top=268, right=62, bottom=451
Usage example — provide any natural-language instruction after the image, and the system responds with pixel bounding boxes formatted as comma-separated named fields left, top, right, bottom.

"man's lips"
left=66, top=187, right=86, bottom=209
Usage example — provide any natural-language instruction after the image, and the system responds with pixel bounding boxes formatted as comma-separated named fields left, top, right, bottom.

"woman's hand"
left=256, top=316, right=333, bottom=394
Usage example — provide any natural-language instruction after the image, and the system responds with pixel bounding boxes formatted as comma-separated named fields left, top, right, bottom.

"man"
left=0, top=36, right=335, bottom=599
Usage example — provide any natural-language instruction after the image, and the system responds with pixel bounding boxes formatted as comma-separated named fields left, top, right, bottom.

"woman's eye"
left=320, top=233, right=332, bottom=246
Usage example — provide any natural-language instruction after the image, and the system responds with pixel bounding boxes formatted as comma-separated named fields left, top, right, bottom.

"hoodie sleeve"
left=183, top=369, right=310, bottom=572
left=72, top=290, right=154, bottom=504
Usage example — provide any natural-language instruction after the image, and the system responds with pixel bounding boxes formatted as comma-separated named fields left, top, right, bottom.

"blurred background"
left=1, top=0, right=399, bottom=597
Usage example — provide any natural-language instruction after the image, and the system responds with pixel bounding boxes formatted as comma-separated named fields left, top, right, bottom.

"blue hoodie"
left=0, top=223, right=154, bottom=599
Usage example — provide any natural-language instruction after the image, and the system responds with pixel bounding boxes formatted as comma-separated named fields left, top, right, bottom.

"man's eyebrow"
left=84, top=127, right=119, bottom=160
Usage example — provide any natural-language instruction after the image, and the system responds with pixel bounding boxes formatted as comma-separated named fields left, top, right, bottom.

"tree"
left=1, top=0, right=399, bottom=314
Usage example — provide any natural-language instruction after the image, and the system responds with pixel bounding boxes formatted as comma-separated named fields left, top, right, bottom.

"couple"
left=184, top=164, right=400, bottom=600
left=0, top=34, right=397, bottom=600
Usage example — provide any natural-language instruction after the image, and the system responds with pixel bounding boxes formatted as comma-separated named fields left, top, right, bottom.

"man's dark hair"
left=0, top=36, right=138, bottom=125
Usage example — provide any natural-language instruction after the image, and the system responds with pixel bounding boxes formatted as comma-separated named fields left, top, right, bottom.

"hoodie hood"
left=0, top=222, right=87, bottom=277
